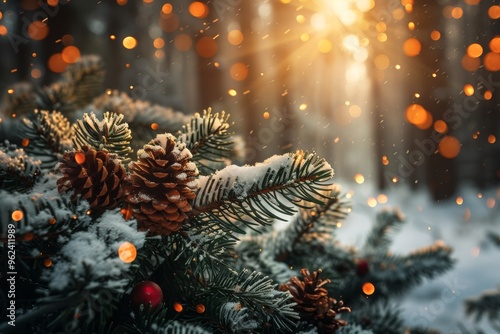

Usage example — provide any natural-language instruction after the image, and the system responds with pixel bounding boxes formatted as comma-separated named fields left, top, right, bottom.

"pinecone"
left=280, top=268, right=351, bottom=333
left=56, top=145, right=126, bottom=210
left=124, top=133, right=199, bottom=235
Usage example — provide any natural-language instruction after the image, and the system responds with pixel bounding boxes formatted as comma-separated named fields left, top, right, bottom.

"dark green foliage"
left=0, top=56, right=104, bottom=119
left=0, top=141, right=41, bottom=192
left=91, top=90, right=190, bottom=150
left=177, top=108, right=234, bottom=175
left=72, top=111, right=133, bottom=163
left=20, top=109, right=73, bottom=169
left=191, top=151, right=333, bottom=234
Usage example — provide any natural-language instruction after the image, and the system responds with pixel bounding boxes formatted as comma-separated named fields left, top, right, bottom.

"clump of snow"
left=43, top=210, right=146, bottom=294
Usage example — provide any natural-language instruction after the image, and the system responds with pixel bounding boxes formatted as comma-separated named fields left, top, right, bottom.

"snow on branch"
left=362, top=208, right=405, bottom=257
left=42, top=211, right=146, bottom=295
left=191, top=151, right=333, bottom=233
left=177, top=108, right=234, bottom=174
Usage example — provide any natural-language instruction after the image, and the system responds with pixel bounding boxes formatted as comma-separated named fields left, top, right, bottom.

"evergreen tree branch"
left=362, top=208, right=405, bottom=256
left=199, top=269, right=299, bottom=333
left=466, top=289, right=500, bottom=322
left=371, top=242, right=455, bottom=296
left=177, top=108, right=234, bottom=175
left=191, top=151, right=333, bottom=234
left=20, top=109, right=73, bottom=170
left=0, top=141, right=42, bottom=192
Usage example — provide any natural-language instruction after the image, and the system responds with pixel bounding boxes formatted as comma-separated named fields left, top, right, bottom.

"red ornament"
left=356, top=259, right=369, bottom=277
left=131, top=281, right=163, bottom=310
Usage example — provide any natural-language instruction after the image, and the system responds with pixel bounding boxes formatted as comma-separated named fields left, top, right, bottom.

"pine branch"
left=372, top=242, right=455, bottom=296
left=0, top=141, right=42, bottom=193
left=0, top=82, right=37, bottom=118
left=200, top=269, right=299, bottom=333
left=191, top=151, right=333, bottom=234
left=159, top=321, right=211, bottom=333
left=344, top=301, right=404, bottom=334
left=72, top=111, right=133, bottom=163
left=177, top=108, right=234, bottom=175
left=91, top=90, right=191, bottom=149
left=33, top=55, right=104, bottom=114
left=20, top=109, right=73, bottom=170
left=362, top=208, right=405, bottom=256
left=466, top=289, right=500, bottom=322
left=265, top=185, right=349, bottom=259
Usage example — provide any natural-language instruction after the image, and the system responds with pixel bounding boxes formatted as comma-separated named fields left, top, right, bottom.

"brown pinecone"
left=124, top=133, right=198, bottom=235
left=57, top=146, right=126, bottom=210
left=280, top=268, right=351, bottom=333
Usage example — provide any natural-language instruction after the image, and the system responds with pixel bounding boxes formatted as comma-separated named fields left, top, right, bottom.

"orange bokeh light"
left=488, top=5, right=500, bottom=19
left=434, top=120, right=448, bottom=133
left=362, top=282, right=376, bottom=295
left=230, top=63, right=249, bottom=81
left=189, top=1, right=209, bottom=18
left=403, top=38, right=421, bottom=57
left=196, top=36, right=218, bottom=58
left=463, top=84, right=474, bottom=96
left=162, top=3, right=172, bottom=14
left=484, top=90, right=493, bottom=100
left=488, top=135, right=496, bottom=144
left=464, top=0, right=480, bottom=5
left=451, top=7, right=463, bottom=19
left=48, top=53, right=68, bottom=73
left=123, top=36, right=137, bottom=49
left=439, top=136, right=461, bottom=159
left=467, top=43, right=483, bottom=58
left=415, top=111, right=433, bottom=130
left=406, top=104, right=427, bottom=125
left=173, top=302, right=183, bottom=312
left=228, top=30, right=244, bottom=46
left=430, top=30, right=441, bottom=41
left=174, top=33, right=192, bottom=52
left=0, top=25, right=8, bottom=36
left=153, top=37, right=165, bottom=49
left=74, top=152, right=86, bottom=164
left=461, top=54, right=481, bottom=72
left=11, top=210, right=24, bottom=222
left=484, top=52, right=500, bottom=71
left=118, top=241, right=137, bottom=263
left=490, top=36, right=500, bottom=53
left=28, top=21, right=49, bottom=40
left=61, top=46, right=80, bottom=64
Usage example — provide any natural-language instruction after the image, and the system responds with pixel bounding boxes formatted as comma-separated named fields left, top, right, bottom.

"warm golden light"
left=230, top=63, right=249, bottom=81
left=484, top=52, right=500, bottom=71
left=405, top=104, right=427, bottom=125
left=118, top=241, right=137, bottom=263
left=153, top=37, right=165, bottom=49
left=430, top=30, right=441, bottom=41
left=484, top=90, right=493, bottom=100
left=48, top=53, right=68, bottom=73
left=355, top=173, right=365, bottom=184
left=162, top=3, right=173, bottom=14
left=174, top=34, right=192, bottom=52
left=374, top=54, right=390, bottom=70
left=382, top=155, right=389, bottom=166
left=464, top=0, right=480, bottom=5
left=0, top=25, right=7, bottom=36
left=228, top=30, right=243, bottom=45
left=451, top=7, right=463, bottom=19
left=434, top=120, right=447, bottom=133
left=439, top=136, right=461, bottom=159
left=488, top=5, right=500, bottom=19
left=349, top=105, right=362, bottom=118
left=490, top=37, right=500, bottom=53
left=488, top=135, right=496, bottom=144
left=263, top=112, right=270, bottom=119
left=377, top=194, right=388, bottom=204
left=403, top=38, right=421, bottom=57
left=362, top=282, right=376, bottom=295
left=367, top=197, right=377, bottom=207
left=12, top=210, right=23, bottom=222
left=467, top=43, right=483, bottom=58
left=189, top=1, right=209, bottom=18
left=74, top=152, right=86, bottom=164
left=461, top=54, right=481, bottom=72
left=228, top=89, right=237, bottom=96
left=408, top=22, right=415, bottom=30
left=28, top=21, right=49, bottom=40
left=123, top=36, right=137, bottom=49
left=117, top=0, right=127, bottom=5
left=62, top=46, right=80, bottom=64
left=463, top=84, right=474, bottom=96
left=318, top=39, right=333, bottom=53
left=456, top=196, right=464, bottom=205
left=196, top=36, right=218, bottom=58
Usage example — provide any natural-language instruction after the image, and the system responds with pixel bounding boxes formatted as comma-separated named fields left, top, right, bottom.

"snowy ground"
left=335, top=181, right=500, bottom=333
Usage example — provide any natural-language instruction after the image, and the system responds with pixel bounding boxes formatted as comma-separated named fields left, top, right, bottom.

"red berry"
left=130, top=281, right=163, bottom=310
left=356, top=259, right=369, bottom=277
